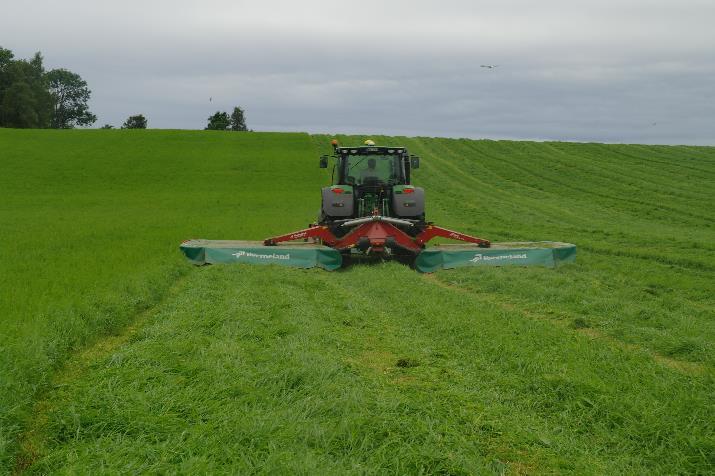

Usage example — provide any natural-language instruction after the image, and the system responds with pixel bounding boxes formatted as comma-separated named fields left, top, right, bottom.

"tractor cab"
left=321, top=145, right=419, bottom=186
left=319, top=141, right=424, bottom=223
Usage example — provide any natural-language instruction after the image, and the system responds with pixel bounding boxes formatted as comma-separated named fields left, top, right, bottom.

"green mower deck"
left=180, top=240, right=343, bottom=271
left=180, top=240, right=576, bottom=272
left=414, top=241, right=576, bottom=272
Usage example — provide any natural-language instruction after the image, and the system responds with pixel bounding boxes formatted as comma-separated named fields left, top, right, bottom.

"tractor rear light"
left=332, top=188, right=344, bottom=194
left=403, top=188, right=415, bottom=194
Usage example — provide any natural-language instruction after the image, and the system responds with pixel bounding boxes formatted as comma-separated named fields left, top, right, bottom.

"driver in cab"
left=359, top=158, right=379, bottom=184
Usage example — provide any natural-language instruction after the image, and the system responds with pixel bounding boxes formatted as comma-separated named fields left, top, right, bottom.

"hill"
left=1, top=129, right=713, bottom=473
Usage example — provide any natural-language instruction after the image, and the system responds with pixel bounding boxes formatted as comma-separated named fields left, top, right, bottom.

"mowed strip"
left=24, top=264, right=712, bottom=475
left=314, top=135, right=715, bottom=368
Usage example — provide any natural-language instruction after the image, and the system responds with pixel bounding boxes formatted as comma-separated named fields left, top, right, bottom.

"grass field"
left=1, top=129, right=713, bottom=473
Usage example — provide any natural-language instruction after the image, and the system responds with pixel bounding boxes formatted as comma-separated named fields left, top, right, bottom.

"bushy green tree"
left=100, top=124, right=113, bottom=129
left=0, top=48, right=13, bottom=96
left=0, top=47, right=96, bottom=129
left=206, top=111, right=230, bottom=130
left=46, top=68, right=96, bottom=128
left=0, top=48, right=53, bottom=128
left=1, top=82, right=39, bottom=127
left=122, top=114, right=147, bottom=129
left=230, top=106, right=248, bottom=131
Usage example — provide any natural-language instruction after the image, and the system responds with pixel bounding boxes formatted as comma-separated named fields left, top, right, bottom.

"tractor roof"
left=336, top=146, right=408, bottom=155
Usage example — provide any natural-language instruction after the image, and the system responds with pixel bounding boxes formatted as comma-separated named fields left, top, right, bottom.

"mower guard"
left=180, top=240, right=342, bottom=270
left=414, top=241, right=576, bottom=272
left=180, top=239, right=576, bottom=272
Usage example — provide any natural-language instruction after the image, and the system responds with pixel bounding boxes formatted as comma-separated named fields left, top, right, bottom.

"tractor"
left=180, top=139, right=576, bottom=271
left=264, top=140, right=491, bottom=256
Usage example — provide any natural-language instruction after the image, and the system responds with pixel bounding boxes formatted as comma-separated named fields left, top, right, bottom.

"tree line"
left=0, top=46, right=96, bottom=128
left=112, top=107, right=250, bottom=131
left=1, top=46, right=251, bottom=131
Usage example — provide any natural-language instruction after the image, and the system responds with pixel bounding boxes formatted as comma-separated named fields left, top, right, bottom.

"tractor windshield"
left=343, top=154, right=404, bottom=185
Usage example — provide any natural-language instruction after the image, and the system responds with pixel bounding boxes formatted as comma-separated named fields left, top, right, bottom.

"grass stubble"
left=20, top=264, right=714, bottom=474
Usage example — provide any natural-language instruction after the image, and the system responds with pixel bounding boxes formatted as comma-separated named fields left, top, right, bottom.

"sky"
left=2, top=0, right=714, bottom=144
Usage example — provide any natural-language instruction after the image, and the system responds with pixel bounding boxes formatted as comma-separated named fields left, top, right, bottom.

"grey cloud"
left=2, top=0, right=714, bottom=144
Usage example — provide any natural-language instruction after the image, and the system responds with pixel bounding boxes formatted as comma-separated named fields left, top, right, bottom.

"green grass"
left=1, top=129, right=714, bottom=473
left=0, top=129, right=322, bottom=470
left=23, top=265, right=714, bottom=474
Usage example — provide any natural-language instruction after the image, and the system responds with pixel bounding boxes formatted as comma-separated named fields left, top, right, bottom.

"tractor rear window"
left=345, top=155, right=401, bottom=185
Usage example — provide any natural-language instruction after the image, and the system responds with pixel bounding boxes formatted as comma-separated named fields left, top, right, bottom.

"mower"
left=180, top=140, right=575, bottom=272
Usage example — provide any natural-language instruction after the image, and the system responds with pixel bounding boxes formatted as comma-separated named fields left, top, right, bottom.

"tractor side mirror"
left=319, top=155, right=328, bottom=168
left=410, top=155, right=420, bottom=169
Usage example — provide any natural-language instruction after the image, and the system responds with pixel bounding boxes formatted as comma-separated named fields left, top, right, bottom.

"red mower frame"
left=264, top=216, right=490, bottom=254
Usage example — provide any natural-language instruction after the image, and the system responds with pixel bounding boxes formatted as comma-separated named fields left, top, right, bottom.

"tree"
left=205, top=111, right=230, bottom=130
left=0, top=48, right=53, bottom=128
left=1, top=81, right=38, bottom=128
left=46, top=68, right=96, bottom=128
left=100, top=124, right=113, bottom=129
left=0, top=47, right=13, bottom=70
left=122, top=114, right=147, bottom=129
left=230, top=106, right=248, bottom=131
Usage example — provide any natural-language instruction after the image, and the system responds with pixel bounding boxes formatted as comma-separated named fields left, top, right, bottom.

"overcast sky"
left=3, top=0, right=714, bottom=144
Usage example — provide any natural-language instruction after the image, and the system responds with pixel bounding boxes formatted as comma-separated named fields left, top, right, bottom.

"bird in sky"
left=480, top=65, right=499, bottom=69
left=209, top=97, right=212, bottom=102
